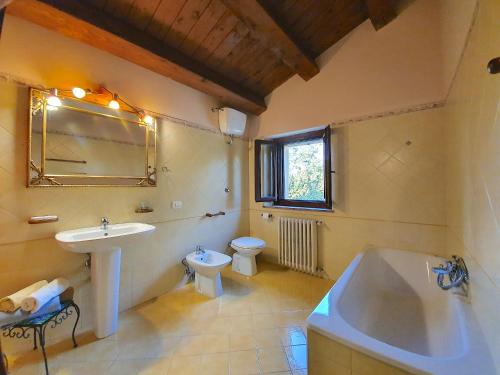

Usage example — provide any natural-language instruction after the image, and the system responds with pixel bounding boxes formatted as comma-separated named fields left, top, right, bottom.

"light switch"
left=172, top=201, right=183, bottom=209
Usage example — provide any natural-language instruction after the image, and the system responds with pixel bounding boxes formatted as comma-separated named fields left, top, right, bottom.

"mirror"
left=28, top=88, right=156, bottom=187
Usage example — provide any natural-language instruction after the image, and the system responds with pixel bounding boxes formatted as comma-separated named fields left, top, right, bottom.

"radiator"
left=279, top=217, right=318, bottom=274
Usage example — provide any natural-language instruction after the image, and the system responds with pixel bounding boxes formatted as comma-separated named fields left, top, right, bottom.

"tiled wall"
left=308, top=330, right=412, bottom=375
left=249, top=108, right=448, bottom=280
left=0, top=82, right=249, bottom=333
left=444, top=0, right=499, bottom=287
left=443, top=0, right=500, bottom=369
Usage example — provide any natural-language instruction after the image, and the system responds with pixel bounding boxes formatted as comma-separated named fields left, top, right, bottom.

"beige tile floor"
left=3, top=262, right=333, bottom=375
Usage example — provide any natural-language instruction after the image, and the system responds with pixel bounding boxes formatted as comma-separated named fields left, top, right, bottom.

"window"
left=255, top=127, right=332, bottom=209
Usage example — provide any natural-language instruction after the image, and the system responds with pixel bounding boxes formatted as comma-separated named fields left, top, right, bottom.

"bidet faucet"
left=195, top=245, right=205, bottom=255
left=432, top=255, right=469, bottom=296
left=101, top=217, right=110, bottom=231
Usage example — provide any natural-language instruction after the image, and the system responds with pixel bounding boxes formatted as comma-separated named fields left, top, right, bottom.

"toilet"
left=230, top=237, right=266, bottom=276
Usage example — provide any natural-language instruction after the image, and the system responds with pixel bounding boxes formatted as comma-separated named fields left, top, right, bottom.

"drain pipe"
left=181, top=257, right=195, bottom=282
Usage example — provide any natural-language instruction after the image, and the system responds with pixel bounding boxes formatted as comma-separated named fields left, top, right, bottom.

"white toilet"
left=230, top=237, right=266, bottom=276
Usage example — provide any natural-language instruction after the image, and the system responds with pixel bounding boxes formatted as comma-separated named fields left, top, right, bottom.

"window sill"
left=264, top=205, right=334, bottom=213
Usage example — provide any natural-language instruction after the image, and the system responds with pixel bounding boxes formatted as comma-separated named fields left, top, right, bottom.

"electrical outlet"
left=172, top=201, right=183, bottom=209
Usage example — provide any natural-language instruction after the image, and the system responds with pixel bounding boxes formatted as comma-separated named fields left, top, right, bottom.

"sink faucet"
left=101, top=217, right=110, bottom=232
left=195, top=245, right=205, bottom=255
left=432, top=255, right=469, bottom=297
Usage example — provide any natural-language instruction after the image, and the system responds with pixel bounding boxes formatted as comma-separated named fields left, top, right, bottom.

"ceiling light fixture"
left=72, top=87, right=87, bottom=99
left=108, top=93, right=120, bottom=110
left=47, top=88, right=62, bottom=107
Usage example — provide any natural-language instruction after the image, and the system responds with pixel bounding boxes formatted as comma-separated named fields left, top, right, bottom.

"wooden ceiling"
left=4, top=0, right=399, bottom=114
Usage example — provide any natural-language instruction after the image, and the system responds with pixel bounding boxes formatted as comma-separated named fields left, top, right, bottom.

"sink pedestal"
left=55, top=222, right=155, bottom=339
left=91, top=248, right=121, bottom=338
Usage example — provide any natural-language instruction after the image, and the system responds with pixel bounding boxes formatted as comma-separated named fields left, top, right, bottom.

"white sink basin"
left=55, top=222, right=155, bottom=338
left=56, top=222, right=155, bottom=253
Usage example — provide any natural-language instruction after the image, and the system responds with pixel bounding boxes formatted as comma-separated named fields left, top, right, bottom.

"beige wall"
left=444, top=0, right=500, bottom=287
left=0, top=15, right=221, bottom=132
left=251, top=0, right=477, bottom=138
left=0, top=81, right=249, bottom=334
left=443, top=0, right=500, bottom=368
left=249, top=108, right=448, bottom=280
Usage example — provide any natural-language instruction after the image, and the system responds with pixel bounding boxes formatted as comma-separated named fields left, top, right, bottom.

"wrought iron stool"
left=1, top=300, right=80, bottom=375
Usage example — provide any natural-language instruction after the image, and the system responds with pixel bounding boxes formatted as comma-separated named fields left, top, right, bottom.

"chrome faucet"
left=195, top=245, right=205, bottom=255
left=432, top=255, right=469, bottom=296
left=101, top=217, right=110, bottom=232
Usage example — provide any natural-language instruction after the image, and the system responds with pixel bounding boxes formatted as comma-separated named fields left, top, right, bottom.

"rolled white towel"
left=0, top=280, right=48, bottom=313
left=0, top=296, right=61, bottom=327
left=21, top=278, right=70, bottom=313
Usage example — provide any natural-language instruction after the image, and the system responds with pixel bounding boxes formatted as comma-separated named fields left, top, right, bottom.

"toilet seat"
left=230, top=237, right=266, bottom=276
left=231, top=237, right=265, bottom=250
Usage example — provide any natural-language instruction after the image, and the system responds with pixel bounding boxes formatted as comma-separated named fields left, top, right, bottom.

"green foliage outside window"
left=285, top=141, right=324, bottom=201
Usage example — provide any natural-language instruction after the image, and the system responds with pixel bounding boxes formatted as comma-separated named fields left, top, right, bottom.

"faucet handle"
left=101, top=217, right=109, bottom=223
left=432, top=261, right=453, bottom=274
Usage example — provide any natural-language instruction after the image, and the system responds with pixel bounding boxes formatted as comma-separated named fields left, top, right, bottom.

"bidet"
left=186, top=249, right=231, bottom=298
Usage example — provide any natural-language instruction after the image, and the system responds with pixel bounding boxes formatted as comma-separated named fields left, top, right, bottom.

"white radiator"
left=279, top=217, right=318, bottom=274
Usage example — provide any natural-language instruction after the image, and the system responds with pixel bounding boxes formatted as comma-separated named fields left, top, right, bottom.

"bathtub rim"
left=306, top=247, right=495, bottom=375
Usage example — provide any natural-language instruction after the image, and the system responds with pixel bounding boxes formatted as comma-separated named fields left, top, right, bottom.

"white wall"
left=0, top=15, right=221, bottom=131
left=251, top=0, right=477, bottom=138
left=250, top=107, right=448, bottom=280
left=442, top=0, right=500, bottom=369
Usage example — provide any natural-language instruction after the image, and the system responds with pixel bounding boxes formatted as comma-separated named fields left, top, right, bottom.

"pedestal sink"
left=55, top=222, right=155, bottom=338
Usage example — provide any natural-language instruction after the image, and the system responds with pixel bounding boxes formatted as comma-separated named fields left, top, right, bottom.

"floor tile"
left=254, top=328, right=283, bottom=349
left=107, top=358, right=171, bottom=375
left=280, top=327, right=307, bottom=347
left=2, top=263, right=334, bottom=375
left=258, top=347, right=290, bottom=373
left=230, top=331, right=258, bottom=351
left=229, top=350, right=261, bottom=375
left=285, top=345, right=308, bottom=370
left=201, top=352, right=230, bottom=375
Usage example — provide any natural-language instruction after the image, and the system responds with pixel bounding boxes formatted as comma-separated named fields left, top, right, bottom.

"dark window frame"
left=255, top=126, right=332, bottom=210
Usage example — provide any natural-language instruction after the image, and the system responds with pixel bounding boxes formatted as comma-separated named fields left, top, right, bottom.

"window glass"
left=283, top=139, right=325, bottom=201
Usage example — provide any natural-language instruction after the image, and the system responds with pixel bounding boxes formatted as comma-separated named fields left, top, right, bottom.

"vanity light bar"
left=45, top=86, right=155, bottom=126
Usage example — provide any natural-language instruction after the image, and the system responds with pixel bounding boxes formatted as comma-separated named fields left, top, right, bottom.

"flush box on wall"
left=219, top=107, right=247, bottom=136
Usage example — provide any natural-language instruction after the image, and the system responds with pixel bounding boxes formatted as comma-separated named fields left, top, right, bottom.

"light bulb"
left=108, top=94, right=120, bottom=109
left=72, top=87, right=86, bottom=99
left=47, top=88, right=62, bottom=107
left=143, top=115, right=154, bottom=125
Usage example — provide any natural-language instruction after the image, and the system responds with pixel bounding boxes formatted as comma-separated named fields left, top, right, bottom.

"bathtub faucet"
left=432, top=255, right=469, bottom=295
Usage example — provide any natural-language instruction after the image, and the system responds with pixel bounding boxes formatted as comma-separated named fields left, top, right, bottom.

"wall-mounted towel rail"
left=46, top=158, right=87, bottom=164
left=28, top=215, right=58, bottom=224
left=205, top=211, right=226, bottom=218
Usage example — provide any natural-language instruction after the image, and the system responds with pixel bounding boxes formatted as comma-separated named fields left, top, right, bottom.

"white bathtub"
left=307, top=248, right=495, bottom=374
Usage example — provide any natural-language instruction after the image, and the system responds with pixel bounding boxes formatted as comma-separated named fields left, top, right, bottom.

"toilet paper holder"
left=261, top=213, right=272, bottom=219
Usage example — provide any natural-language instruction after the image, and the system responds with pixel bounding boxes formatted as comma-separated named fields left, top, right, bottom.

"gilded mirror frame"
left=27, top=88, right=157, bottom=187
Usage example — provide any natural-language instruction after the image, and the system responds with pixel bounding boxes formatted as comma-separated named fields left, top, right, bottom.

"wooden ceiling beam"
left=0, top=0, right=12, bottom=37
left=7, top=0, right=266, bottom=115
left=220, top=0, right=319, bottom=81
left=365, top=0, right=398, bottom=30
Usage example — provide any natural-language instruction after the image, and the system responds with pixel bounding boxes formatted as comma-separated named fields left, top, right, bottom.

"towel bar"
left=28, top=216, right=58, bottom=224
left=205, top=211, right=226, bottom=218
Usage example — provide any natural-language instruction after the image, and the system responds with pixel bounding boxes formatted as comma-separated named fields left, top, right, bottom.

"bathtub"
left=307, top=248, right=495, bottom=374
